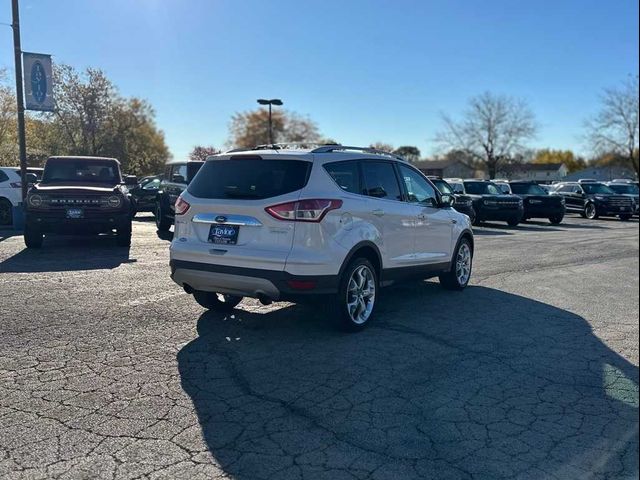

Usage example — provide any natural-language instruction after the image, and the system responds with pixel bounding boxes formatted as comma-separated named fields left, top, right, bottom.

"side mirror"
left=124, top=175, right=138, bottom=186
left=26, top=173, right=38, bottom=184
left=440, top=194, right=456, bottom=207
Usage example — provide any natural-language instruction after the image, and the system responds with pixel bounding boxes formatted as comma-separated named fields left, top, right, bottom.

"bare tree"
left=435, top=92, right=537, bottom=178
left=585, top=75, right=639, bottom=176
left=369, top=142, right=394, bottom=153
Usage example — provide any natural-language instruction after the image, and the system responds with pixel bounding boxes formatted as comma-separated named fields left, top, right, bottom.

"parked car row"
left=425, top=176, right=637, bottom=227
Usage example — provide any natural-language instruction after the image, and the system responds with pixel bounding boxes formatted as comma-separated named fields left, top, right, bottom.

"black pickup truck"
left=24, top=156, right=137, bottom=248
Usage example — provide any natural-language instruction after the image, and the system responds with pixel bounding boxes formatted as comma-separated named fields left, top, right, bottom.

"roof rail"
left=311, top=144, right=406, bottom=161
left=226, top=142, right=336, bottom=153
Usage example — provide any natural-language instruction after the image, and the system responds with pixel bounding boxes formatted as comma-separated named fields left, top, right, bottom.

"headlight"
left=560, top=198, right=566, bottom=205
left=28, top=194, right=43, bottom=208
left=594, top=195, right=607, bottom=201
left=107, top=195, right=123, bottom=208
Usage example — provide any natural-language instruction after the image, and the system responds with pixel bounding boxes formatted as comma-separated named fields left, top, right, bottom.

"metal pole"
left=268, top=103, right=273, bottom=144
left=11, top=0, right=28, bottom=202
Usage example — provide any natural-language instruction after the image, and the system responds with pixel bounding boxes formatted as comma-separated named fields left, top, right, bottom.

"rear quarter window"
left=323, top=161, right=360, bottom=194
left=0, top=170, right=9, bottom=183
left=188, top=158, right=311, bottom=200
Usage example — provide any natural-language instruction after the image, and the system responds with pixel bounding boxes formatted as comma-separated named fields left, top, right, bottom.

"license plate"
left=208, top=224, right=239, bottom=245
left=66, top=208, right=84, bottom=219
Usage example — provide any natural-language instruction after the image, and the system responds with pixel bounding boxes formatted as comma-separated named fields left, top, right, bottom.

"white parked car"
left=0, top=167, right=23, bottom=227
left=169, top=145, right=474, bottom=330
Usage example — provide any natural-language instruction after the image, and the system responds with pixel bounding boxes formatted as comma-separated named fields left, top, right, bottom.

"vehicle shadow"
left=177, top=283, right=639, bottom=480
left=0, top=235, right=135, bottom=273
left=0, top=230, right=20, bottom=243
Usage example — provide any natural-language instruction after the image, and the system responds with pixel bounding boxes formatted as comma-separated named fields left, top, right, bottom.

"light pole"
left=257, top=98, right=283, bottom=145
left=11, top=0, right=28, bottom=202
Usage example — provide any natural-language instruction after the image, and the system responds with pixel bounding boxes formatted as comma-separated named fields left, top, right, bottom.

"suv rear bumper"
left=170, top=260, right=339, bottom=301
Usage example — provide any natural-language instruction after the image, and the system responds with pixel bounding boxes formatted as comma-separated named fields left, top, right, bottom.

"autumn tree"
left=393, top=145, right=421, bottom=163
left=585, top=75, right=639, bottom=176
left=45, top=64, right=169, bottom=174
left=0, top=69, right=17, bottom=164
left=436, top=92, right=538, bottom=178
left=189, top=145, right=220, bottom=161
left=532, top=149, right=586, bottom=174
left=228, top=109, right=321, bottom=148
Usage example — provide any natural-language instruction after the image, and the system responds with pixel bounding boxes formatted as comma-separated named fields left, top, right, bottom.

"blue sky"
left=1, top=0, right=638, bottom=160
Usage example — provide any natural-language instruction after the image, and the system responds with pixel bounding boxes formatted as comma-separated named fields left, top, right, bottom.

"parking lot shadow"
left=0, top=236, right=135, bottom=273
left=178, top=284, right=639, bottom=480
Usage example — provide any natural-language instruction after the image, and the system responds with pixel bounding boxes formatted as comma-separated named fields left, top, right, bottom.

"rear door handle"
left=372, top=209, right=385, bottom=217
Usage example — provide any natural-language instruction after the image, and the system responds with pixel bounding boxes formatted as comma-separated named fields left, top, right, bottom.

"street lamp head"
left=270, top=99, right=283, bottom=106
left=257, top=99, right=270, bottom=105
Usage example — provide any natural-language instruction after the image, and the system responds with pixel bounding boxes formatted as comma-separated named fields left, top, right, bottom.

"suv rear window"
left=188, top=158, right=311, bottom=200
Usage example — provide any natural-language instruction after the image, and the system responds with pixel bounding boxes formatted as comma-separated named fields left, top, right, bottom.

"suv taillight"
left=175, top=197, right=191, bottom=216
left=265, top=199, right=343, bottom=222
left=10, top=182, right=21, bottom=189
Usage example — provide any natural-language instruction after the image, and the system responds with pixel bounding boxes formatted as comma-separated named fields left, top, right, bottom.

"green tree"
left=393, top=145, right=421, bottom=163
left=532, top=149, right=586, bottom=174
left=228, top=109, right=321, bottom=148
left=436, top=92, right=538, bottom=178
left=189, top=145, right=220, bottom=161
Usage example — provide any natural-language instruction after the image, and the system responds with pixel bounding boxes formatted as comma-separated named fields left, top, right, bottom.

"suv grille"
left=606, top=197, right=633, bottom=207
left=41, top=195, right=114, bottom=208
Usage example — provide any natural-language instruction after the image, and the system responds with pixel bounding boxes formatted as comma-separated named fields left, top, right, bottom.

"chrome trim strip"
left=192, top=213, right=262, bottom=227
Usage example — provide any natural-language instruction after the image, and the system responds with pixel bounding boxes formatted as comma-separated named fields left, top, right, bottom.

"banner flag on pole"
left=23, top=52, right=54, bottom=112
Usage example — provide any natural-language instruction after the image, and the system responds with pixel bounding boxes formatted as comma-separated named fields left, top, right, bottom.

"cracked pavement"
left=0, top=215, right=638, bottom=479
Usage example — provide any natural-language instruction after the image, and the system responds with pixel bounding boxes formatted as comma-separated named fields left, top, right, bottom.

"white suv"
left=169, top=145, right=474, bottom=330
left=0, top=167, right=23, bottom=227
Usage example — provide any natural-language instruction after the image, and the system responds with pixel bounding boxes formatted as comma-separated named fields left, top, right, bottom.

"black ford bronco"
left=24, top=156, right=137, bottom=248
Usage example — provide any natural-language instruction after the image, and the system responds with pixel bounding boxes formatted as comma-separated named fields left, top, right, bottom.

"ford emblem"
left=215, top=215, right=227, bottom=223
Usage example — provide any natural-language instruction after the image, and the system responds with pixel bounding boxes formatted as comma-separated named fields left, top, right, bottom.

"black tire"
left=193, top=291, right=243, bottom=311
left=619, top=214, right=632, bottom=221
left=439, top=238, right=473, bottom=291
left=116, top=222, right=132, bottom=247
left=507, top=217, right=520, bottom=227
left=333, top=257, right=378, bottom=332
left=585, top=203, right=598, bottom=220
left=549, top=214, right=564, bottom=225
left=0, top=198, right=12, bottom=226
left=155, top=203, right=171, bottom=232
left=24, top=224, right=43, bottom=249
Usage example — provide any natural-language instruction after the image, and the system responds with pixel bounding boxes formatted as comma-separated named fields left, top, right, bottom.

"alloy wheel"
left=456, top=243, right=472, bottom=285
left=346, top=265, right=376, bottom=325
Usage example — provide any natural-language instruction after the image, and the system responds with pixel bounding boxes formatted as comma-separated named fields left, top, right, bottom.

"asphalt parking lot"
left=0, top=214, right=638, bottom=480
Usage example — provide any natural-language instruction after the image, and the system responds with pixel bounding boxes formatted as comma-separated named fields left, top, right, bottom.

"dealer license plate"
left=208, top=224, right=239, bottom=245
